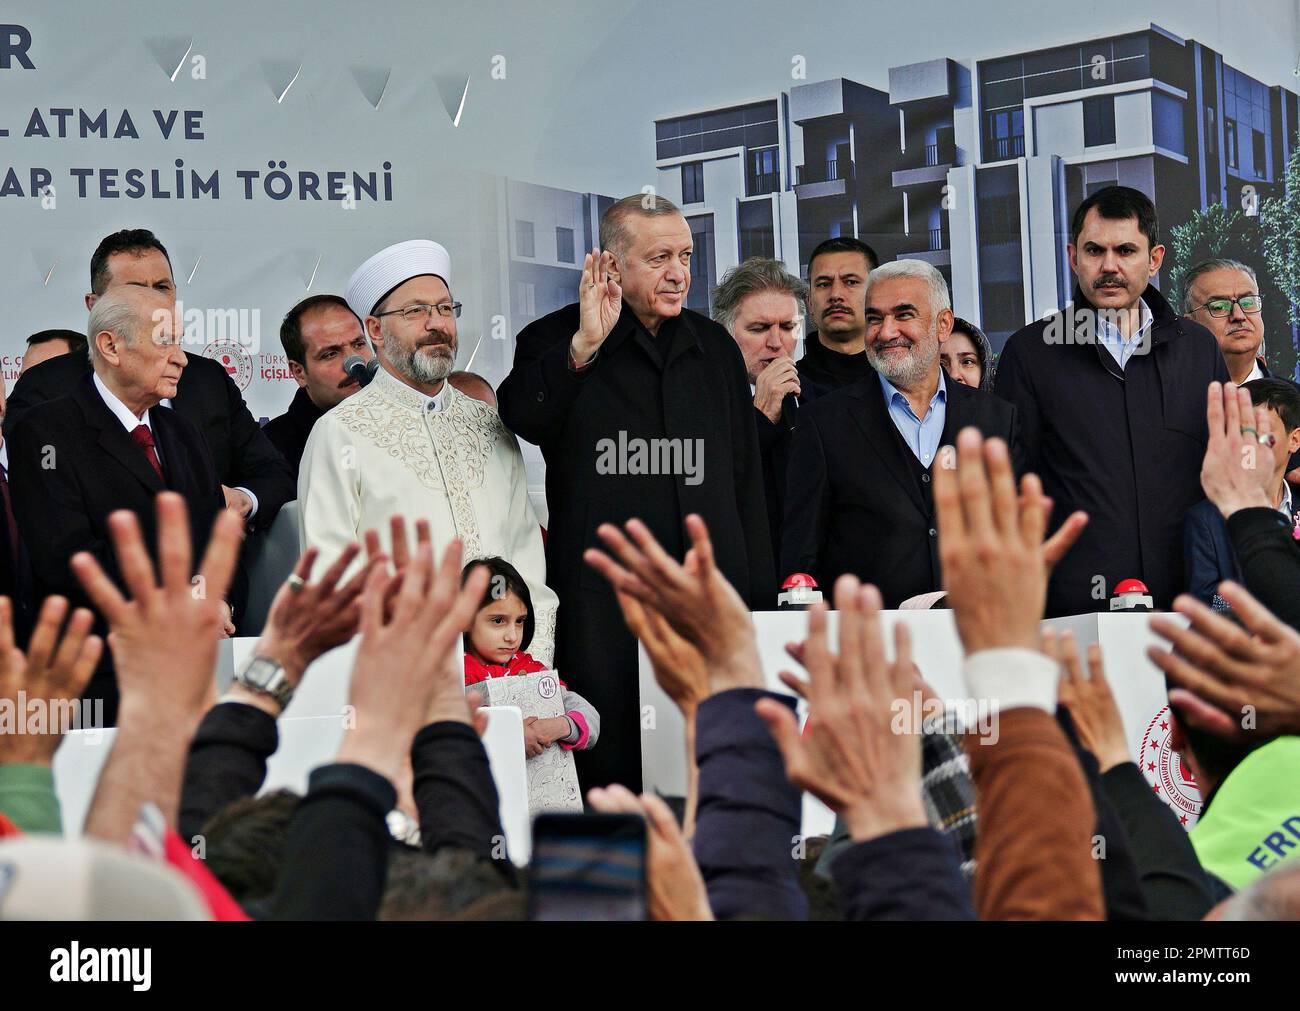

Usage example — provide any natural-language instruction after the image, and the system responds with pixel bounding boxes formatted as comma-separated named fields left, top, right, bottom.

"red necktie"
left=130, top=424, right=164, bottom=481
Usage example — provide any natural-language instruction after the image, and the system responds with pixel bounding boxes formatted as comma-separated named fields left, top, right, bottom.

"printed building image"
left=649, top=23, right=1300, bottom=355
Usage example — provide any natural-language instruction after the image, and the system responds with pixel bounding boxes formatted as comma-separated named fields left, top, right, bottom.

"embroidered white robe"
left=298, top=366, right=557, bottom=664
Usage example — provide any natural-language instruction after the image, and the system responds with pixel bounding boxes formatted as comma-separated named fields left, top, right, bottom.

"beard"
left=387, top=338, right=455, bottom=386
left=866, top=321, right=939, bottom=389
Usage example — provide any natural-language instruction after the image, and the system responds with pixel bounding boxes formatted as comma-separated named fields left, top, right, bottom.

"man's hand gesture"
left=753, top=357, right=800, bottom=424
left=571, top=248, right=622, bottom=367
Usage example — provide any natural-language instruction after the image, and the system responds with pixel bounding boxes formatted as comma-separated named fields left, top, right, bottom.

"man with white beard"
left=298, top=239, right=558, bottom=661
left=781, top=259, right=1023, bottom=604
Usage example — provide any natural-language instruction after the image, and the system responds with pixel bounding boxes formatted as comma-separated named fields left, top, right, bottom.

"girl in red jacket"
left=462, top=557, right=600, bottom=757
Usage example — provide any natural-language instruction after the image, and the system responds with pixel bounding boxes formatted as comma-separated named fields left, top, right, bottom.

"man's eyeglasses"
left=375, top=302, right=463, bottom=322
left=1195, top=295, right=1264, bottom=318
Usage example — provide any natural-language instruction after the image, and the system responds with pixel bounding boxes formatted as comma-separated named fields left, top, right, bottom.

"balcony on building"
left=892, top=128, right=957, bottom=187
left=795, top=153, right=854, bottom=198
left=898, top=223, right=951, bottom=267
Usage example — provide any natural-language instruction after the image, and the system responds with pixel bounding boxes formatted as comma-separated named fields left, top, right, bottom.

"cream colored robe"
left=298, top=365, right=557, bottom=664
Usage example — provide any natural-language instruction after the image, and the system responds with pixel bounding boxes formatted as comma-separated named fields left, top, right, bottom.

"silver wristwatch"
left=233, top=655, right=295, bottom=708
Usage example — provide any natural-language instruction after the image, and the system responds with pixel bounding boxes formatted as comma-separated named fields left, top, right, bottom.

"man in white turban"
left=298, top=239, right=558, bottom=662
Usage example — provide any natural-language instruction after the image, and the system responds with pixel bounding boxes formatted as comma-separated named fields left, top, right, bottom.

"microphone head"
left=343, top=355, right=377, bottom=387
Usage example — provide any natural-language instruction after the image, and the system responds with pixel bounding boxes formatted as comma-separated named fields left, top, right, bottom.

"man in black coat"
left=995, top=186, right=1230, bottom=616
left=711, top=258, right=808, bottom=564
left=264, top=293, right=373, bottom=481
left=5, top=229, right=293, bottom=533
left=8, top=289, right=234, bottom=725
left=783, top=260, right=1021, bottom=604
left=796, top=237, right=877, bottom=404
left=497, top=195, right=774, bottom=792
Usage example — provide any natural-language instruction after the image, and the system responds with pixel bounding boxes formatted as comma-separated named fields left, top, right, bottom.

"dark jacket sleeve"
left=992, top=335, right=1042, bottom=474
left=1184, top=505, right=1229, bottom=606
left=830, top=827, right=976, bottom=921
left=725, top=344, right=775, bottom=606
left=410, top=721, right=514, bottom=882
left=1057, top=709, right=1147, bottom=921
left=1101, top=761, right=1215, bottom=920
left=269, top=763, right=396, bottom=920
left=693, top=687, right=807, bottom=920
left=179, top=702, right=279, bottom=841
left=7, top=411, right=116, bottom=600
left=217, top=368, right=294, bottom=530
left=496, top=311, right=590, bottom=450
left=780, top=409, right=831, bottom=585
left=1225, top=507, right=1300, bottom=630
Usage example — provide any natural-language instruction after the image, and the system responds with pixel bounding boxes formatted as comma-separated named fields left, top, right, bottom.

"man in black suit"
left=712, top=257, right=808, bottom=565
left=5, top=229, right=293, bottom=533
left=8, top=288, right=233, bottom=725
left=782, top=259, right=1021, bottom=605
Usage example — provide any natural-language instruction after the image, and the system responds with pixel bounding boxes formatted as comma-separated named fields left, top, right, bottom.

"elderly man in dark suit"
left=782, top=259, right=1021, bottom=605
left=7, top=287, right=232, bottom=724
left=498, top=194, right=773, bottom=792
left=6, top=229, right=293, bottom=533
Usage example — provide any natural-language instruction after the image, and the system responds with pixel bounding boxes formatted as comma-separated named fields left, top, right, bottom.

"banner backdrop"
left=4, top=0, right=1300, bottom=438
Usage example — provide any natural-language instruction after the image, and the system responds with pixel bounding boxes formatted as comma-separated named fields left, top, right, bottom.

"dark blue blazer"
left=1183, top=498, right=1240, bottom=607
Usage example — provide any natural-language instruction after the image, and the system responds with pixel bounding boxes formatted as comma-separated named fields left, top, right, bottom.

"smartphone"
left=527, top=813, right=648, bottom=921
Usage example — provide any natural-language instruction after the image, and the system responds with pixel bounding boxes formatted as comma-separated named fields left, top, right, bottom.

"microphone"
left=344, top=355, right=379, bottom=387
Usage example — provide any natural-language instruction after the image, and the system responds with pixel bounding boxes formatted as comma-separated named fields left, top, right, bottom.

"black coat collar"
left=75, top=373, right=168, bottom=494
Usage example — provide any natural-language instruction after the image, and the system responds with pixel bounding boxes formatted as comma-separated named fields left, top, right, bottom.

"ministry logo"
left=202, top=340, right=253, bottom=391
left=1140, top=704, right=1202, bottom=828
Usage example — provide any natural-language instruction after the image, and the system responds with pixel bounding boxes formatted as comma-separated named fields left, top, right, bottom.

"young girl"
left=462, top=557, right=599, bottom=757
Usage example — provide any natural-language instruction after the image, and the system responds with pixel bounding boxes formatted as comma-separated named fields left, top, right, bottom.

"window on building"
left=747, top=147, right=779, bottom=195
left=1253, top=128, right=1267, bottom=179
left=514, top=281, right=535, bottom=318
left=1225, top=118, right=1239, bottom=170
left=686, top=217, right=714, bottom=314
left=556, top=226, right=575, bottom=264
left=681, top=162, right=704, bottom=204
left=1083, top=95, right=1116, bottom=147
left=515, top=219, right=535, bottom=258
left=986, top=109, right=1024, bottom=160
left=739, top=200, right=775, bottom=261
left=1206, top=106, right=1216, bottom=155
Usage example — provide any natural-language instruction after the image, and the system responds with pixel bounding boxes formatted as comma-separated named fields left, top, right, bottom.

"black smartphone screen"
left=527, top=813, right=648, bottom=921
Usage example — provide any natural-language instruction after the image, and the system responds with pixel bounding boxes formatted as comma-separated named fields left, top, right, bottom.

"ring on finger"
left=287, top=574, right=306, bottom=593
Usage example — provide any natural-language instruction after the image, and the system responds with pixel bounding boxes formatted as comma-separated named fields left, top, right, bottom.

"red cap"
left=782, top=573, right=818, bottom=589
left=1113, top=578, right=1149, bottom=595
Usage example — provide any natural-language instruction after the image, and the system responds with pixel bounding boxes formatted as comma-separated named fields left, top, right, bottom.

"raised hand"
left=71, top=492, right=244, bottom=725
left=71, top=493, right=245, bottom=842
left=0, top=596, right=102, bottom=765
left=571, top=248, right=622, bottom=366
left=755, top=576, right=927, bottom=843
left=1201, top=381, right=1276, bottom=518
left=587, top=784, right=713, bottom=921
left=1148, top=581, right=1300, bottom=743
left=1044, top=629, right=1130, bottom=771
left=585, top=514, right=762, bottom=695
left=614, top=589, right=709, bottom=717
left=336, top=538, right=489, bottom=783
left=753, top=357, right=800, bottom=424
left=934, top=429, right=1047, bottom=655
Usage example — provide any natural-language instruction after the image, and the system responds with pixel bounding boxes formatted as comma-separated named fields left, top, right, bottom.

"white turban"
left=345, top=239, right=453, bottom=322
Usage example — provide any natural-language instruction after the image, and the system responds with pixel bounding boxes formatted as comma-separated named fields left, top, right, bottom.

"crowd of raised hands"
left=1, top=379, right=1298, bottom=919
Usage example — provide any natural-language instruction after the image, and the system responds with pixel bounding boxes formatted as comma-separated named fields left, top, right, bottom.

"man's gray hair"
left=711, top=258, right=809, bottom=333
left=1217, top=860, right=1300, bottom=920
left=86, top=291, right=142, bottom=361
left=599, top=193, right=683, bottom=258
left=863, top=258, right=951, bottom=315
left=1182, top=257, right=1259, bottom=313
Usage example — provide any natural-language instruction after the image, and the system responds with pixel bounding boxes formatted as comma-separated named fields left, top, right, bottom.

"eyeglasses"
left=375, top=302, right=463, bottom=322
left=1195, top=295, right=1264, bottom=317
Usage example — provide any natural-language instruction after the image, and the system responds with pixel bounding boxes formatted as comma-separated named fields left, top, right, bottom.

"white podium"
left=638, top=609, right=1201, bottom=835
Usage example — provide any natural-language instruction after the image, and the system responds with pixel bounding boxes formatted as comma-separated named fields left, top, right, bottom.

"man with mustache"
left=263, top=294, right=374, bottom=481
left=995, top=186, right=1230, bottom=616
left=797, top=237, right=878, bottom=403
left=298, top=239, right=558, bottom=662
left=1182, top=258, right=1270, bottom=386
left=782, top=259, right=1019, bottom=601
